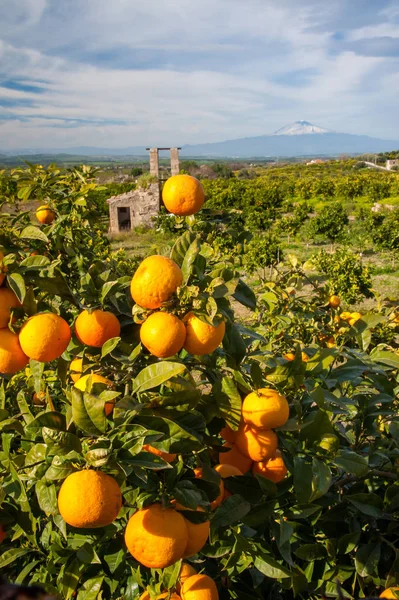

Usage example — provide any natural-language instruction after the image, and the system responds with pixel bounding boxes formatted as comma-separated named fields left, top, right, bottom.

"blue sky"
left=0, top=0, right=398, bottom=150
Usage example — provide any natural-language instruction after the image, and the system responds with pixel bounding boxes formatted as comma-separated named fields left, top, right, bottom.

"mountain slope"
left=274, top=120, right=330, bottom=135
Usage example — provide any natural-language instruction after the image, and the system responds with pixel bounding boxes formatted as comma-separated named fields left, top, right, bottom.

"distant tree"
left=131, top=167, right=143, bottom=177
left=308, top=203, right=349, bottom=243
left=211, top=163, right=234, bottom=179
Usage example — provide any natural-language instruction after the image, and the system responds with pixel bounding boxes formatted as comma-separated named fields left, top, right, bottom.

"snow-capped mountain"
left=274, top=121, right=330, bottom=136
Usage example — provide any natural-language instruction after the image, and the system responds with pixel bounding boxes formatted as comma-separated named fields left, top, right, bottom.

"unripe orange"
left=75, top=309, right=120, bottom=348
left=140, top=312, right=186, bottom=358
left=19, top=313, right=71, bottom=362
left=242, top=388, right=289, bottom=430
left=183, top=312, right=225, bottom=355
left=162, top=174, right=205, bottom=216
left=131, top=255, right=183, bottom=310
left=36, top=205, right=56, bottom=224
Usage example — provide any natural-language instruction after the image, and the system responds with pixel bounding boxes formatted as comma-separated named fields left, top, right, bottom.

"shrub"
left=243, top=231, right=282, bottom=276
left=308, top=202, right=349, bottom=243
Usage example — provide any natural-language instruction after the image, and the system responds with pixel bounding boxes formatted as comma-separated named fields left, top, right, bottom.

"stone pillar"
left=170, top=148, right=180, bottom=176
left=149, top=148, right=159, bottom=177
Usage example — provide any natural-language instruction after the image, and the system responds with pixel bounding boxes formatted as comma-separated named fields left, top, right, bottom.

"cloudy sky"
left=0, top=0, right=398, bottom=150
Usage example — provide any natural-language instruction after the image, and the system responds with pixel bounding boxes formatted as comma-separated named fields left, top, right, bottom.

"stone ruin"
left=107, top=147, right=180, bottom=233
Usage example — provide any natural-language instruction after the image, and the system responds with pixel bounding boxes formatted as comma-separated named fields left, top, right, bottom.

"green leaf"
left=370, top=348, right=399, bottom=369
left=19, top=255, right=51, bottom=269
left=20, top=225, right=49, bottom=242
left=7, top=273, right=26, bottom=303
left=254, top=554, right=291, bottom=579
left=0, top=548, right=33, bottom=568
left=233, top=279, right=256, bottom=309
left=71, top=388, right=106, bottom=436
left=223, top=323, right=247, bottom=365
left=170, top=231, right=197, bottom=266
left=42, top=427, right=82, bottom=455
left=45, top=456, right=77, bottom=480
left=27, top=411, right=66, bottom=432
left=133, top=362, right=187, bottom=394
left=35, top=480, right=58, bottom=515
left=310, top=458, right=332, bottom=501
left=212, top=494, right=251, bottom=528
left=334, top=449, right=369, bottom=477
left=347, top=493, right=383, bottom=518
left=101, top=336, right=121, bottom=358
left=337, top=532, right=361, bottom=555
left=214, top=376, right=242, bottom=430
left=294, top=543, right=327, bottom=560
left=181, top=237, right=201, bottom=283
left=76, top=576, right=104, bottom=600
left=30, top=359, right=44, bottom=395
left=355, top=543, right=381, bottom=577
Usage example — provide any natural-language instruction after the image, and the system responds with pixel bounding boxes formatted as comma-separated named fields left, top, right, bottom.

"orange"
left=193, top=467, right=223, bottom=510
left=124, top=503, right=188, bottom=568
left=32, top=391, right=46, bottom=406
left=131, top=255, right=183, bottom=310
left=0, top=329, right=29, bottom=374
left=218, top=443, right=252, bottom=474
left=36, top=205, right=56, bottom=224
left=0, top=288, right=21, bottom=328
left=58, top=470, right=122, bottom=528
left=252, top=450, right=287, bottom=483
left=214, top=463, right=243, bottom=501
left=143, top=444, right=177, bottom=463
left=75, top=309, right=121, bottom=348
left=284, top=351, right=309, bottom=362
left=177, top=564, right=197, bottom=592
left=348, top=312, right=362, bottom=326
left=74, top=374, right=114, bottom=416
left=339, top=311, right=351, bottom=321
left=181, top=574, right=218, bottom=600
left=175, top=504, right=210, bottom=557
left=380, top=589, right=399, bottom=598
left=0, top=250, right=5, bottom=286
left=162, top=174, right=205, bottom=216
left=19, top=313, right=71, bottom=362
left=329, top=295, right=340, bottom=308
left=325, top=336, right=335, bottom=348
left=220, top=425, right=237, bottom=443
left=235, top=423, right=278, bottom=462
left=0, top=524, right=6, bottom=544
left=183, top=313, right=225, bottom=355
left=70, top=357, right=83, bottom=383
left=140, top=312, right=186, bottom=358
left=242, top=388, right=289, bottom=430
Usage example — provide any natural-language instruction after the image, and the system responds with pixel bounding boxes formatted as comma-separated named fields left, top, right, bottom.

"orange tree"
left=0, top=166, right=398, bottom=599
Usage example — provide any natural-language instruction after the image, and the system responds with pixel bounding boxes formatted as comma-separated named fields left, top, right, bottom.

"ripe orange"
left=143, top=444, right=177, bottom=463
left=214, top=463, right=243, bottom=501
left=0, top=329, right=29, bottom=374
left=70, top=357, right=83, bottom=382
left=125, top=503, right=188, bottom=568
left=183, top=313, right=225, bottom=355
left=32, top=391, right=46, bottom=406
left=36, top=205, right=56, bottom=224
left=0, top=250, right=5, bottom=286
left=58, top=470, right=122, bottom=528
left=19, top=313, right=71, bottom=362
left=162, top=174, right=205, bottom=216
left=0, top=288, right=21, bottom=328
left=140, top=312, right=186, bottom=358
left=348, top=312, right=362, bottom=326
left=252, top=450, right=287, bottom=483
left=193, top=467, right=223, bottom=510
left=131, top=255, right=183, bottom=309
left=284, top=351, right=309, bottom=362
left=177, top=563, right=197, bottom=592
left=242, top=388, right=289, bottom=430
left=75, top=309, right=120, bottom=348
left=175, top=505, right=210, bottom=557
left=0, top=524, right=7, bottom=544
left=220, top=425, right=237, bottom=443
left=74, top=374, right=114, bottom=416
left=329, top=295, right=340, bottom=308
left=380, top=589, right=399, bottom=598
left=218, top=443, right=252, bottom=474
left=181, top=574, right=218, bottom=600
left=235, top=423, right=278, bottom=462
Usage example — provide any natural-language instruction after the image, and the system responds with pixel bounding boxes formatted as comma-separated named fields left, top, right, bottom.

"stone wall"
left=108, top=183, right=160, bottom=233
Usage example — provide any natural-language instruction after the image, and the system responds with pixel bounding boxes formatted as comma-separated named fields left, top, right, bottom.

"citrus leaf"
left=133, top=362, right=187, bottom=394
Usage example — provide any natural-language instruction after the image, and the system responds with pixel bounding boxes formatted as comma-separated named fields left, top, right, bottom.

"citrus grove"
left=0, top=166, right=398, bottom=599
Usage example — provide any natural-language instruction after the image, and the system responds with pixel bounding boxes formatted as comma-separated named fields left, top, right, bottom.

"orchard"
left=0, top=166, right=398, bottom=599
